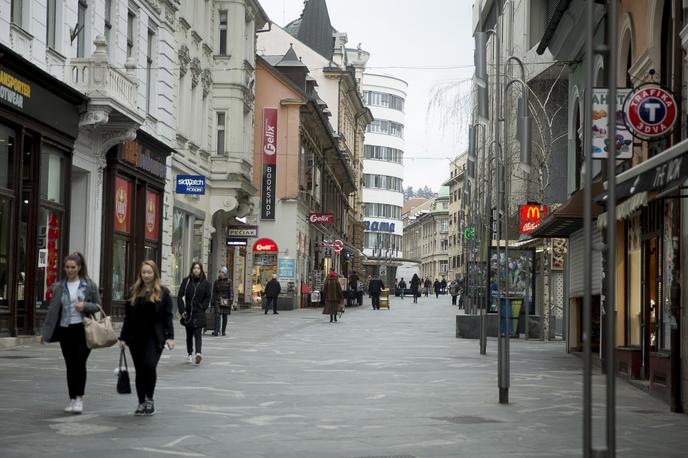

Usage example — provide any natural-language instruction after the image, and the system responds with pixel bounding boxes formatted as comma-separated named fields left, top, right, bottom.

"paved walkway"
left=1, top=294, right=687, bottom=457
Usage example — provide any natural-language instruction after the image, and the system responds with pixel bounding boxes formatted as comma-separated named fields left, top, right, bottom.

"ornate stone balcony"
left=69, top=36, right=144, bottom=128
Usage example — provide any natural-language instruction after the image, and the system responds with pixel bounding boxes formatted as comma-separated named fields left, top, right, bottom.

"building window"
left=529, top=0, right=547, bottom=49
left=363, top=174, right=403, bottom=192
left=46, top=0, right=57, bottom=48
left=365, top=119, right=404, bottom=138
left=127, top=11, right=135, bottom=58
left=104, top=0, right=112, bottom=47
left=10, top=0, right=23, bottom=27
left=146, top=30, right=154, bottom=114
left=363, top=91, right=405, bottom=111
left=363, top=144, right=403, bottom=163
left=216, top=112, right=226, bottom=156
left=219, top=10, right=228, bottom=55
left=77, top=1, right=88, bottom=57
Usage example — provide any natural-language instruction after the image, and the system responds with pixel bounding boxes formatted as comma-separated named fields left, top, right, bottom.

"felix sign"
left=261, top=108, right=278, bottom=220
left=519, top=205, right=547, bottom=234
left=308, top=212, right=334, bottom=224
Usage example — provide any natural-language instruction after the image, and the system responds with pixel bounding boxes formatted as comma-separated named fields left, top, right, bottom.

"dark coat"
left=322, top=275, right=343, bottom=315
left=348, top=273, right=359, bottom=291
left=440, top=279, right=447, bottom=290
left=212, top=277, right=233, bottom=314
left=433, top=280, right=441, bottom=293
left=119, top=287, right=174, bottom=349
left=177, top=276, right=211, bottom=328
left=424, top=279, right=431, bottom=288
left=265, top=279, right=281, bottom=298
left=368, top=278, right=385, bottom=295
left=398, top=280, right=407, bottom=289
left=40, top=278, right=101, bottom=343
left=410, top=275, right=421, bottom=294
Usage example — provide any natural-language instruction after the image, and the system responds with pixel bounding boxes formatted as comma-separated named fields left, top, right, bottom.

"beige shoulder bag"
left=83, top=305, right=118, bottom=349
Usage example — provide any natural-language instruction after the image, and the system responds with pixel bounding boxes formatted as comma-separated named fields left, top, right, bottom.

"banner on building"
left=261, top=108, right=278, bottom=220
left=592, top=88, right=633, bottom=159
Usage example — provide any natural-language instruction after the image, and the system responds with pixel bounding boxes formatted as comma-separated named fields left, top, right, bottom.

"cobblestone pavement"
left=1, top=294, right=687, bottom=457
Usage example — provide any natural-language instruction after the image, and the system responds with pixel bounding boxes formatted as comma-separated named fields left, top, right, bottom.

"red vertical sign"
left=114, top=176, right=131, bottom=233
left=261, top=108, right=278, bottom=220
left=145, top=191, right=160, bottom=241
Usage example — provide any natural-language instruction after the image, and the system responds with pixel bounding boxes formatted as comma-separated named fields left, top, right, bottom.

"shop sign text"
left=363, top=220, right=395, bottom=233
left=175, top=175, right=206, bottom=194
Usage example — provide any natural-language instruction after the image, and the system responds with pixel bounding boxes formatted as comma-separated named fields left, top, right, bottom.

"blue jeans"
left=400, top=289, right=405, bottom=299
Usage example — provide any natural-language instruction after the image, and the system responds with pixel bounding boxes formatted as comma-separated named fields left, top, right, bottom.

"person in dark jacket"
left=264, top=274, right=281, bottom=315
left=410, top=274, right=421, bottom=303
left=40, top=252, right=101, bottom=415
left=212, top=266, right=233, bottom=336
left=347, top=271, right=359, bottom=306
left=440, top=278, right=447, bottom=294
left=322, top=269, right=343, bottom=322
left=177, top=262, right=210, bottom=364
left=433, top=279, right=441, bottom=298
left=424, top=278, right=431, bottom=297
left=368, top=275, right=385, bottom=310
left=119, top=260, right=174, bottom=416
left=397, top=278, right=407, bottom=299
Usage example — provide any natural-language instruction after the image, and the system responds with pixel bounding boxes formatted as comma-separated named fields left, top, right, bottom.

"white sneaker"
left=195, top=353, right=202, bottom=364
left=72, top=398, right=83, bottom=414
left=187, top=354, right=193, bottom=363
left=64, top=399, right=74, bottom=413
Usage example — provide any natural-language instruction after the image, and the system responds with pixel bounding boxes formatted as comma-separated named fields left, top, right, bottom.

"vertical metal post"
left=583, top=0, right=594, bottom=455
left=606, top=0, right=617, bottom=453
left=479, top=130, right=488, bottom=355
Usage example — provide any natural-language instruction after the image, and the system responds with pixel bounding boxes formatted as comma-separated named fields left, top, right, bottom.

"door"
left=641, top=237, right=660, bottom=378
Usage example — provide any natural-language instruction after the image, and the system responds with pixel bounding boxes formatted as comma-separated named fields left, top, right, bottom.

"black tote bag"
left=117, top=349, right=132, bottom=395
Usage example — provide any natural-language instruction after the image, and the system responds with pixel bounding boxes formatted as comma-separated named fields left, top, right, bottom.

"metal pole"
left=479, top=129, right=488, bottom=355
left=606, top=0, right=617, bottom=453
left=583, top=0, right=594, bottom=454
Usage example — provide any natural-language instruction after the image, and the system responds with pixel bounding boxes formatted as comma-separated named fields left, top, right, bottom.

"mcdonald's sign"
left=519, top=204, right=547, bottom=234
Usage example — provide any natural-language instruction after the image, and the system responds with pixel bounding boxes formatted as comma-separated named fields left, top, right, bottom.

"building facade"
left=443, top=154, right=466, bottom=283
left=403, top=188, right=449, bottom=282
left=361, top=73, right=407, bottom=285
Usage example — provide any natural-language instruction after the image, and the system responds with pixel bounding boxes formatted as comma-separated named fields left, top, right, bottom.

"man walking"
left=348, top=271, right=359, bottom=307
left=264, top=274, right=280, bottom=315
left=368, top=275, right=385, bottom=310
left=397, top=278, right=407, bottom=300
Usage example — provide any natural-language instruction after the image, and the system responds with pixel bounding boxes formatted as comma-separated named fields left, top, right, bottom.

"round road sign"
left=333, top=239, right=343, bottom=253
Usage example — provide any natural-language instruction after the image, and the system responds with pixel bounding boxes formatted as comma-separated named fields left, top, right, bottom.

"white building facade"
left=361, top=73, right=407, bottom=283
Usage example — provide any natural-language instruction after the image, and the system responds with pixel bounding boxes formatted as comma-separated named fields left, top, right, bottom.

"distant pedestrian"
left=410, top=274, right=421, bottom=303
left=178, top=262, right=210, bottom=365
left=368, top=275, right=385, bottom=310
left=322, top=269, right=343, bottom=322
left=448, top=280, right=459, bottom=306
left=264, top=274, right=281, bottom=314
left=424, top=278, right=431, bottom=297
left=348, top=271, right=359, bottom=306
left=119, top=261, right=174, bottom=416
left=440, top=278, right=447, bottom=294
left=398, top=278, right=407, bottom=299
left=40, top=252, right=101, bottom=415
left=433, top=279, right=441, bottom=298
left=212, top=267, right=233, bottom=336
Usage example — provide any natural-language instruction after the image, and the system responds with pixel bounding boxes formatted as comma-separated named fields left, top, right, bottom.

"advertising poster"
left=114, top=176, right=131, bottom=233
left=487, top=247, right=535, bottom=319
left=591, top=88, right=632, bottom=159
left=145, top=191, right=160, bottom=241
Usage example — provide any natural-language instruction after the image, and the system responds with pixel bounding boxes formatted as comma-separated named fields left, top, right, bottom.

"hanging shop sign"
left=253, top=238, right=278, bottom=253
left=308, top=212, right=334, bottom=224
left=227, top=238, right=248, bottom=247
left=175, top=175, right=206, bottom=194
left=123, top=140, right=167, bottom=180
left=623, top=84, right=678, bottom=141
left=591, top=88, right=633, bottom=159
left=464, top=227, right=476, bottom=240
left=363, top=220, right=396, bottom=232
left=227, top=225, right=258, bottom=237
left=519, top=204, right=547, bottom=234
left=261, top=107, right=278, bottom=220
left=333, top=239, right=344, bottom=253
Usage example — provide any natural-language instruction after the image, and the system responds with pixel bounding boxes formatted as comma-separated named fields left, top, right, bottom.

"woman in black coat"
left=177, top=262, right=211, bottom=364
left=119, top=260, right=174, bottom=416
left=433, top=279, right=441, bottom=299
left=410, top=274, right=421, bottom=303
left=211, top=266, right=233, bottom=336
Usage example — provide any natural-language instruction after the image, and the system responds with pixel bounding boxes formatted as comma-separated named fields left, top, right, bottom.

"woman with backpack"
left=177, top=262, right=211, bottom=364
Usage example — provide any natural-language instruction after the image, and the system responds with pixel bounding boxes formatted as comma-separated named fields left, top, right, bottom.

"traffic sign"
left=333, top=239, right=343, bottom=253
left=623, top=83, right=678, bottom=141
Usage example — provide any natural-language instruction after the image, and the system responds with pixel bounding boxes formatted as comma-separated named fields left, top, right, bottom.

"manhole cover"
left=432, top=416, right=502, bottom=424
left=0, top=355, right=36, bottom=359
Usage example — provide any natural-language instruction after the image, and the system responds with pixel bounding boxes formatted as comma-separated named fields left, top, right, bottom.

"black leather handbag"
left=117, top=349, right=132, bottom=395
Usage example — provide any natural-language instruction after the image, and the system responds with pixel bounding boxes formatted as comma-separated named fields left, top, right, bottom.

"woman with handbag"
left=118, top=261, right=174, bottom=416
left=211, top=266, right=233, bottom=336
left=40, top=252, right=101, bottom=414
left=177, top=262, right=210, bottom=364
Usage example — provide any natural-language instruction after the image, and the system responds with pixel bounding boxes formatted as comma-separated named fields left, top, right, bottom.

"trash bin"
left=379, top=288, right=390, bottom=309
left=499, top=298, right=522, bottom=337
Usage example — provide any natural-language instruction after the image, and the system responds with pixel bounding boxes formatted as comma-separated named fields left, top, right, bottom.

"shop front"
left=251, top=238, right=278, bottom=306
left=101, top=132, right=169, bottom=317
left=0, top=44, right=86, bottom=337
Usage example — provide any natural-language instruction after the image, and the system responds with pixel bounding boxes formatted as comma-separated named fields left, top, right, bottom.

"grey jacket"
left=40, top=278, right=101, bottom=343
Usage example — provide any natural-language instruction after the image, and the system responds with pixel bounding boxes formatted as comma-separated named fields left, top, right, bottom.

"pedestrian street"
left=1, top=294, right=687, bottom=458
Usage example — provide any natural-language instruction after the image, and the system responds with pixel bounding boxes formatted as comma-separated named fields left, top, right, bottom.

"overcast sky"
left=258, top=0, right=475, bottom=192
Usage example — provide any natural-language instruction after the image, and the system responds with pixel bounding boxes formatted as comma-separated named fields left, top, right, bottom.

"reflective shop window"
left=40, top=144, right=65, bottom=204
left=0, top=197, right=10, bottom=307
left=35, top=208, right=62, bottom=309
left=171, top=208, right=205, bottom=287
left=0, top=124, right=15, bottom=190
left=112, top=238, right=128, bottom=301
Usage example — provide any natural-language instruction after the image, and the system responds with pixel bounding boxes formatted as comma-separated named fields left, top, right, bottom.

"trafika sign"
left=623, top=84, right=678, bottom=141
left=253, top=238, right=278, bottom=252
left=261, top=108, right=278, bottom=220
left=519, top=204, right=547, bottom=234
left=308, top=212, right=334, bottom=224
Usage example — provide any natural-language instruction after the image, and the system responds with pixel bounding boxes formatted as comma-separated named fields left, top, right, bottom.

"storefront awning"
left=596, top=191, right=648, bottom=231
left=602, top=137, right=688, bottom=201
left=530, top=181, right=605, bottom=238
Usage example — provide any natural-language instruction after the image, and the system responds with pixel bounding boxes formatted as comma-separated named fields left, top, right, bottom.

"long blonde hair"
left=129, top=260, right=162, bottom=305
